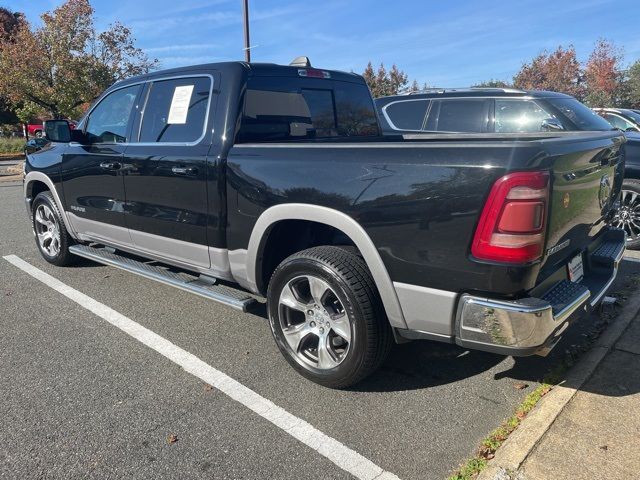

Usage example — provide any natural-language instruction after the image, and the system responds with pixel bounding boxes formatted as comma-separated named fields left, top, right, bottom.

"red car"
left=26, top=120, right=76, bottom=138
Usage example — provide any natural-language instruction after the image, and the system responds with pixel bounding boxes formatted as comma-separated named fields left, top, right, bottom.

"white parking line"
left=3, top=254, right=399, bottom=480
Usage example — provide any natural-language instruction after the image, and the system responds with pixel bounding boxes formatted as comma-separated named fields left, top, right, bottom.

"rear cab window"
left=237, top=76, right=379, bottom=143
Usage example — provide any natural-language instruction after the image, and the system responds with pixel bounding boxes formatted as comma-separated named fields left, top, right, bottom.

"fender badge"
left=562, top=192, right=570, bottom=209
left=547, top=239, right=570, bottom=256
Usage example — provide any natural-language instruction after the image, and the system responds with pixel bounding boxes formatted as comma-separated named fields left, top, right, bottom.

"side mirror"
left=541, top=118, right=565, bottom=132
left=44, top=119, right=72, bottom=143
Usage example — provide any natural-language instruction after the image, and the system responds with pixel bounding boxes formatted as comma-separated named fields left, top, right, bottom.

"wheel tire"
left=267, top=246, right=392, bottom=388
left=612, top=179, right=640, bottom=250
left=32, top=191, right=77, bottom=266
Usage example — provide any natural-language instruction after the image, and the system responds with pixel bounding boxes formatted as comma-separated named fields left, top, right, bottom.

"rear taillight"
left=471, top=171, right=550, bottom=264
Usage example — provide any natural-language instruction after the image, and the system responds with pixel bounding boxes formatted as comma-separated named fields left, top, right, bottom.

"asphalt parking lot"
left=1, top=180, right=638, bottom=480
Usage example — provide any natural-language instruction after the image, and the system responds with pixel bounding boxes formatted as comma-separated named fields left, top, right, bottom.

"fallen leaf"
left=514, top=383, right=528, bottom=390
left=600, top=445, right=608, bottom=451
left=167, top=434, right=178, bottom=445
left=204, top=384, right=213, bottom=392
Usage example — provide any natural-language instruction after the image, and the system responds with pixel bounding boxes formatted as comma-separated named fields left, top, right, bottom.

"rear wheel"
left=267, top=246, right=392, bottom=388
left=611, top=179, right=640, bottom=250
left=32, top=191, right=77, bottom=266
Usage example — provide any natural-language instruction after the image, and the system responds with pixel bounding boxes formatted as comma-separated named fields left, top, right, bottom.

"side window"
left=494, top=99, right=556, bottom=133
left=604, top=113, right=633, bottom=131
left=85, top=85, right=140, bottom=143
left=384, top=100, right=429, bottom=130
left=138, top=76, right=211, bottom=143
left=425, top=99, right=489, bottom=132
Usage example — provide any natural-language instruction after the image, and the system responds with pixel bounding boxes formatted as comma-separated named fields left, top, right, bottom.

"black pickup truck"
left=25, top=60, right=626, bottom=388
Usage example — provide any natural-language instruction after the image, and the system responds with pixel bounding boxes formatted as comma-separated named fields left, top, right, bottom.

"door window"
left=494, top=99, right=556, bottom=133
left=425, top=99, right=489, bottom=132
left=384, top=100, right=429, bottom=130
left=139, top=76, right=212, bottom=143
left=85, top=85, right=141, bottom=143
left=604, top=113, right=635, bottom=131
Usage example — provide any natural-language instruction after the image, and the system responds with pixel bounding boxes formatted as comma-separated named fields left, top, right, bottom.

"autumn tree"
left=583, top=39, right=624, bottom=107
left=362, top=62, right=411, bottom=97
left=0, top=0, right=158, bottom=120
left=513, top=46, right=584, bottom=99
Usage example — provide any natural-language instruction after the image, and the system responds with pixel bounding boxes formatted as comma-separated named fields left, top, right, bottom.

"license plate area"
left=567, top=253, right=584, bottom=283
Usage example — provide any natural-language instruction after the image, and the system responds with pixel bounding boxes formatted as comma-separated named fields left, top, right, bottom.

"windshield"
left=545, top=97, right=614, bottom=131
left=623, top=110, right=640, bottom=124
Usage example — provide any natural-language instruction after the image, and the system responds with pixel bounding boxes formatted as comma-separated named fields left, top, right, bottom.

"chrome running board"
left=69, top=244, right=257, bottom=311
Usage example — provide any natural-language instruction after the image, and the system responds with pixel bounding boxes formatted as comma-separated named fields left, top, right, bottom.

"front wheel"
left=32, top=191, right=77, bottom=266
left=267, top=246, right=392, bottom=388
left=611, top=179, right=640, bottom=250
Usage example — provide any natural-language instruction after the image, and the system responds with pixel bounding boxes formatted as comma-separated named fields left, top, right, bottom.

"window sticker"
left=167, top=85, right=194, bottom=124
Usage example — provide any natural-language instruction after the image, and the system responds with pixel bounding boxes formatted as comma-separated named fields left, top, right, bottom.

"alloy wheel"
left=278, top=275, right=352, bottom=370
left=34, top=204, right=61, bottom=257
left=612, top=189, right=640, bottom=242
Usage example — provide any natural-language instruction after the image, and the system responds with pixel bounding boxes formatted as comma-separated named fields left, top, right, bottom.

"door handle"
left=100, top=161, right=122, bottom=170
left=171, top=166, right=198, bottom=176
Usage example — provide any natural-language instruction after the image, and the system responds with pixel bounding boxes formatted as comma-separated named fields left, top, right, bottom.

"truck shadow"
left=352, top=259, right=640, bottom=395
left=250, top=260, right=640, bottom=397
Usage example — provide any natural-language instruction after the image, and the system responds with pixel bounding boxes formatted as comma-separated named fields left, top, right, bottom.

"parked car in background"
left=23, top=60, right=625, bottom=387
left=594, top=108, right=640, bottom=132
left=27, top=120, right=77, bottom=138
left=375, top=88, right=640, bottom=249
left=27, top=122, right=44, bottom=138
left=593, top=109, right=640, bottom=248
left=375, top=88, right=613, bottom=134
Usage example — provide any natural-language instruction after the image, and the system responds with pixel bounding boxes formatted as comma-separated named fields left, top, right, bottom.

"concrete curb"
left=478, top=259, right=640, bottom=480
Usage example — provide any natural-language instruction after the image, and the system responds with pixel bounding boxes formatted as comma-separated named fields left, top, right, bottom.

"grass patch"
left=0, top=137, right=25, bottom=155
left=448, top=272, right=640, bottom=480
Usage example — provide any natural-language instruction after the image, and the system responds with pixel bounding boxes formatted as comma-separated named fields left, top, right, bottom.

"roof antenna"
left=290, top=56, right=311, bottom=67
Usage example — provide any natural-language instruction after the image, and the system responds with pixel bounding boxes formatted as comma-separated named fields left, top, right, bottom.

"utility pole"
left=242, top=0, right=251, bottom=62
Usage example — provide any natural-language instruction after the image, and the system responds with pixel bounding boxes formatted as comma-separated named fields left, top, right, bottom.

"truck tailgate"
left=540, top=134, right=625, bottom=278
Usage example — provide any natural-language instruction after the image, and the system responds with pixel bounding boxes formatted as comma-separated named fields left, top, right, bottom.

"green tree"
left=473, top=79, right=512, bottom=88
left=0, top=0, right=158, bottom=119
left=0, top=6, right=23, bottom=125
left=623, top=60, right=640, bottom=108
left=361, top=62, right=410, bottom=97
left=513, top=46, right=584, bottom=99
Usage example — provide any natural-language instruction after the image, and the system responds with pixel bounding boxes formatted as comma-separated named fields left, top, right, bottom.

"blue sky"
left=9, top=0, right=640, bottom=86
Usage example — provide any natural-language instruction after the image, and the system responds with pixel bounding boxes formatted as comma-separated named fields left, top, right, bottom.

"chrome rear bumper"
left=455, top=228, right=625, bottom=356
